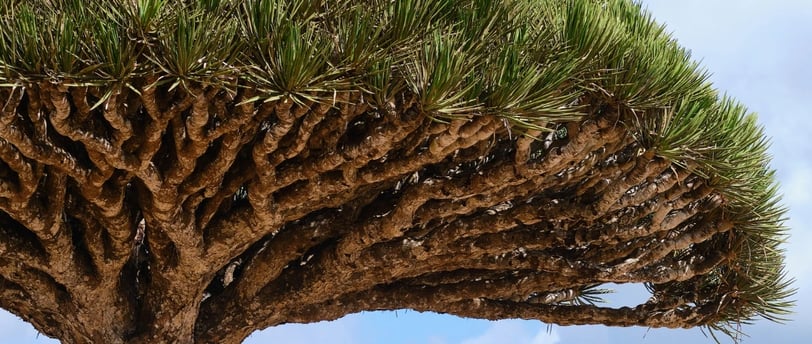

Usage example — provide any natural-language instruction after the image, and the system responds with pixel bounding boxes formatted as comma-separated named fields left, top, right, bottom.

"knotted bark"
left=0, top=82, right=742, bottom=343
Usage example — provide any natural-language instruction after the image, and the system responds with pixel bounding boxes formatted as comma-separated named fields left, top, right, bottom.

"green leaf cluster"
left=0, top=0, right=711, bottom=122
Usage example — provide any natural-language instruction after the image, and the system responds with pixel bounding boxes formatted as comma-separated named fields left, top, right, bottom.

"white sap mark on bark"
left=402, top=238, right=424, bottom=249
left=223, top=259, right=242, bottom=287
left=619, top=258, right=639, bottom=270
left=135, top=218, right=146, bottom=245
left=256, top=240, right=270, bottom=255
left=373, top=210, right=392, bottom=218
left=492, top=201, right=513, bottom=212
left=408, top=171, right=420, bottom=184
left=299, top=254, right=314, bottom=266
left=604, top=154, right=617, bottom=165
left=486, top=201, right=513, bottom=215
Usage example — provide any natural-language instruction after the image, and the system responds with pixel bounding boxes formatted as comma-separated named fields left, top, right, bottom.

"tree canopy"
left=0, top=0, right=794, bottom=343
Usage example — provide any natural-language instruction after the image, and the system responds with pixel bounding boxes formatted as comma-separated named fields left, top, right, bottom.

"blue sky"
left=2, top=0, right=811, bottom=343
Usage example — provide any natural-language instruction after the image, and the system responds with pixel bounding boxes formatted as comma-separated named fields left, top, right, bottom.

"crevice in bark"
left=0, top=211, right=47, bottom=261
left=65, top=214, right=100, bottom=282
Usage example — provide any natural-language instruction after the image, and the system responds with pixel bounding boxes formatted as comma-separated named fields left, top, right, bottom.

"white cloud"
left=460, top=320, right=559, bottom=344
left=244, top=315, right=361, bottom=344
left=427, top=336, right=448, bottom=344
left=530, top=327, right=560, bottom=344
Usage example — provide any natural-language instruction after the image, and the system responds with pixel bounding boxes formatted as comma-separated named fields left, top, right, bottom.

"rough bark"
left=1, top=82, right=741, bottom=343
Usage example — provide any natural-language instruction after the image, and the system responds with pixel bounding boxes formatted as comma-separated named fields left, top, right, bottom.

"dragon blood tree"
left=0, top=0, right=794, bottom=343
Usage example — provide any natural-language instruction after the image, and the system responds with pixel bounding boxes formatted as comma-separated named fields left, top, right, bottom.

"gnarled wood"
left=0, top=81, right=754, bottom=343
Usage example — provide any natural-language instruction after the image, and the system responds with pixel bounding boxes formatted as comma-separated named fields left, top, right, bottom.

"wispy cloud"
left=244, top=315, right=361, bottom=344
left=530, top=327, right=560, bottom=344
left=460, top=320, right=559, bottom=344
